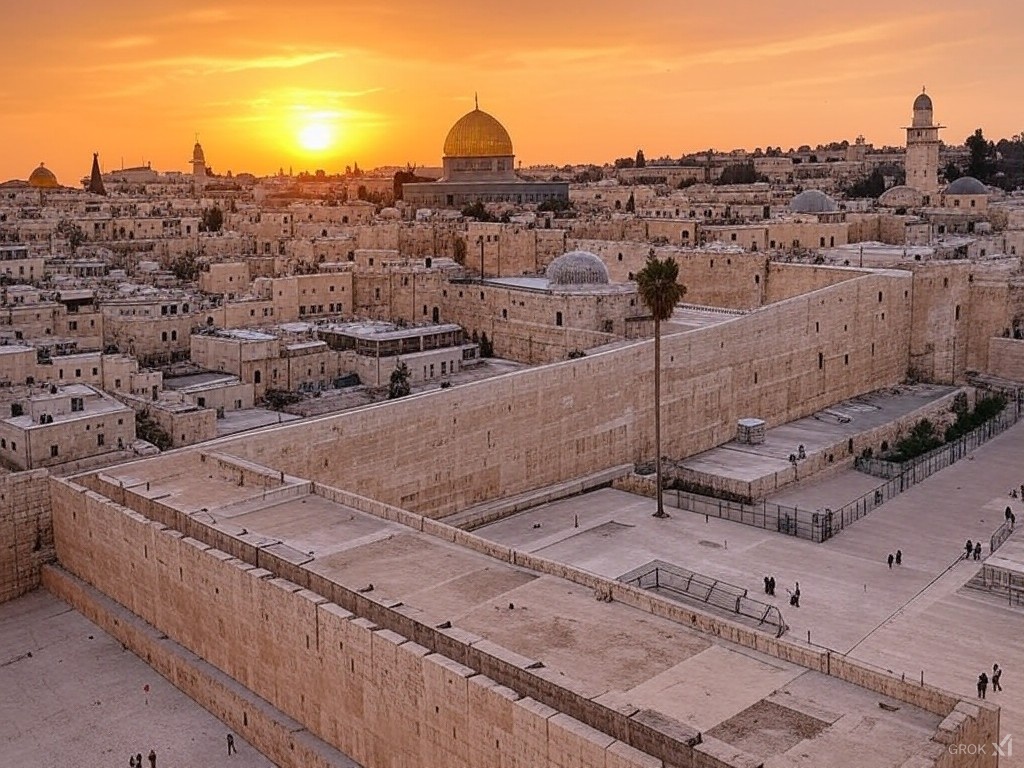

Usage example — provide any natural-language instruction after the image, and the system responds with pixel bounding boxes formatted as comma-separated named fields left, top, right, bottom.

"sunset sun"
left=298, top=122, right=332, bottom=152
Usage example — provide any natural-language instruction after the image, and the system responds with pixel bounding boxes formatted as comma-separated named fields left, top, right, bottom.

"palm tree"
left=636, top=252, right=686, bottom=518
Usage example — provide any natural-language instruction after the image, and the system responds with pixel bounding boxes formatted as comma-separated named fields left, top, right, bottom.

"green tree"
left=636, top=253, right=686, bottom=518
left=625, top=191, right=635, bottom=213
left=943, top=161, right=962, bottom=183
left=479, top=331, right=494, bottom=358
left=56, top=219, right=85, bottom=253
left=200, top=205, right=224, bottom=233
left=635, top=149, right=646, bottom=168
left=716, top=161, right=762, bottom=185
left=966, top=129, right=996, bottom=182
left=845, top=168, right=887, bottom=198
left=388, top=360, right=411, bottom=399
left=170, top=250, right=202, bottom=282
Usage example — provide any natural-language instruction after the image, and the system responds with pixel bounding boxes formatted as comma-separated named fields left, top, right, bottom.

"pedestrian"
left=788, top=582, right=800, bottom=608
left=978, top=672, right=989, bottom=699
left=887, top=553, right=894, bottom=569
left=136, top=754, right=142, bottom=768
left=129, top=756, right=137, bottom=768
left=148, top=750, right=156, bottom=768
left=764, top=576, right=770, bottom=595
left=965, top=540, right=973, bottom=559
left=895, top=549, right=902, bottom=566
left=227, top=733, right=237, bottom=755
left=768, top=576, right=776, bottom=596
left=993, top=664, right=1002, bottom=692
left=974, top=542, right=982, bottom=560
left=1007, top=506, right=1013, bottom=523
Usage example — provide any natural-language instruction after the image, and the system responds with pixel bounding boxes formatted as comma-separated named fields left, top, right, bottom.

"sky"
left=3, top=1, right=1022, bottom=185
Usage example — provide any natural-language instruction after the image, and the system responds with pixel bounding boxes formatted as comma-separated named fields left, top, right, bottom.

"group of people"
left=964, top=540, right=983, bottom=561
left=762, top=576, right=800, bottom=606
left=128, top=734, right=236, bottom=766
left=977, top=664, right=1004, bottom=698
left=886, top=550, right=903, bottom=568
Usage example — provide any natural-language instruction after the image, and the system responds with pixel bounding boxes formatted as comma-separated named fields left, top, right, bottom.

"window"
left=171, top=330, right=177, bottom=341
left=955, top=305, right=961, bottom=321
left=92, top=368, right=98, bottom=376
left=254, top=370, right=261, bottom=384
left=71, top=397, right=84, bottom=412
left=556, top=311, right=563, bottom=326
left=161, top=332, right=168, bottom=342
left=114, top=378, right=121, bottom=389
left=50, top=445, right=59, bottom=457
left=818, top=352, right=824, bottom=370
left=197, top=397, right=206, bottom=408
left=97, top=434, right=105, bottom=447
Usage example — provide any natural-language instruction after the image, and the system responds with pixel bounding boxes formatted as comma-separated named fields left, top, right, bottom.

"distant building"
left=402, top=99, right=568, bottom=209
left=905, top=89, right=942, bottom=201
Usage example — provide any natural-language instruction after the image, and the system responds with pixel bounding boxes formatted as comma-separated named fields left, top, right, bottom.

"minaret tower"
left=904, top=88, right=943, bottom=201
left=192, top=135, right=207, bottom=193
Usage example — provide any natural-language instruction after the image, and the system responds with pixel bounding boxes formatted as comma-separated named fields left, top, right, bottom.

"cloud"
left=98, top=36, right=156, bottom=50
left=78, top=50, right=345, bottom=76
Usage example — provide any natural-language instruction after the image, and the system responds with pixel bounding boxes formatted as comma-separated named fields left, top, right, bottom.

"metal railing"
left=618, top=559, right=788, bottom=636
left=855, top=404, right=1021, bottom=481
left=990, top=521, right=1015, bottom=555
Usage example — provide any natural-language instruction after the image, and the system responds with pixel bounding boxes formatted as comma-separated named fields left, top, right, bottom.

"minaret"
left=192, top=136, right=207, bottom=192
left=905, top=88, right=943, bottom=200
left=87, top=153, right=106, bottom=195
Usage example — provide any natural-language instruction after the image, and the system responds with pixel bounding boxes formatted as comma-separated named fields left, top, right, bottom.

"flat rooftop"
left=89, top=459, right=948, bottom=766
left=0, top=591, right=276, bottom=768
left=676, top=384, right=957, bottom=486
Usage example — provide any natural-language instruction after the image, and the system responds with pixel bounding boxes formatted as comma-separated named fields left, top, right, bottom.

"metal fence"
left=667, top=399, right=1023, bottom=543
left=967, top=565, right=1024, bottom=608
left=618, top=559, right=788, bottom=636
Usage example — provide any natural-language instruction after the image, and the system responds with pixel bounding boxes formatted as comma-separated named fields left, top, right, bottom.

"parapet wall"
left=0, top=468, right=53, bottom=603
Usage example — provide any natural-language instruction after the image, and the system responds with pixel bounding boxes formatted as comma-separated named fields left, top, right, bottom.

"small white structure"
left=736, top=417, right=766, bottom=444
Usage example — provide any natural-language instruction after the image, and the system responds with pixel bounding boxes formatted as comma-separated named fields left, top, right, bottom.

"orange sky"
left=4, top=1, right=1022, bottom=185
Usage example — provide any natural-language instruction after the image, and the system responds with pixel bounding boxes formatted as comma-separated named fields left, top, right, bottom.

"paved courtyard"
left=0, top=591, right=277, bottom=768
left=476, top=420, right=1024, bottom=766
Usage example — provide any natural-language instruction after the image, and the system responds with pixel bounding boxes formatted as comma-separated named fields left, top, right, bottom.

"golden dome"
left=28, top=163, right=59, bottom=189
left=443, top=108, right=513, bottom=158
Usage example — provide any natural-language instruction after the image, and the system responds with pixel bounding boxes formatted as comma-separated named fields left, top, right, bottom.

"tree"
left=56, top=219, right=85, bottom=253
left=388, top=360, right=411, bottom=399
left=943, top=161, right=962, bottom=183
left=453, top=238, right=467, bottom=266
left=635, top=149, right=646, bottom=168
left=966, top=129, right=996, bottom=182
left=716, top=161, right=762, bottom=185
left=170, top=250, right=202, bottom=282
left=200, top=205, right=224, bottom=233
left=636, top=253, right=686, bottom=518
left=479, top=331, right=494, bottom=358
left=624, top=191, right=635, bottom=213
left=845, top=168, right=887, bottom=198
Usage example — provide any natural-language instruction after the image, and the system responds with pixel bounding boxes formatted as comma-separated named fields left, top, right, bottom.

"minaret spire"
left=474, top=92, right=478, bottom=110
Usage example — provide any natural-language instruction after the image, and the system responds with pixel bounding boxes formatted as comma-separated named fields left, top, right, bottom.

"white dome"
left=546, top=251, right=610, bottom=286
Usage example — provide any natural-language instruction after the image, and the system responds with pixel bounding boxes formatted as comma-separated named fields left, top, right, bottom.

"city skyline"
left=4, top=0, right=1022, bottom=184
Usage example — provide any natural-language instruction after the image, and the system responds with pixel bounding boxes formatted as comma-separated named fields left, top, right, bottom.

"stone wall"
left=0, top=468, right=53, bottom=603
left=986, top=338, right=1024, bottom=382
left=203, top=271, right=913, bottom=517
left=49, top=479, right=737, bottom=768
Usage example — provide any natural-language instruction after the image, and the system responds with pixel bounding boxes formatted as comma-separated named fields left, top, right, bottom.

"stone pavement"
left=0, top=590, right=277, bottom=768
left=476, top=420, right=1024, bottom=766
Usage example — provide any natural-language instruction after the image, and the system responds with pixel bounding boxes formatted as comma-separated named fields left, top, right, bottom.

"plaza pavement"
left=476, top=420, right=1024, bottom=766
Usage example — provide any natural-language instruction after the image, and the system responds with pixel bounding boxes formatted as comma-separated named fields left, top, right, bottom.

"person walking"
left=978, top=671, right=989, bottom=698
left=974, top=541, right=982, bottom=561
left=764, top=576, right=771, bottom=595
left=895, top=549, right=902, bottom=566
left=992, top=664, right=1002, bottom=692
left=887, top=553, right=894, bottom=569
left=768, top=576, right=776, bottom=596
left=148, top=750, right=156, bottom=768
left=965, top=540, right=973, bottom=559
left=227, top=733, right=237, bottom=755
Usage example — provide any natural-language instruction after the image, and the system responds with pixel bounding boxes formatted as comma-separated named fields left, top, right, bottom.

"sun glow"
left=298, top=121, right=333, bottom=152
